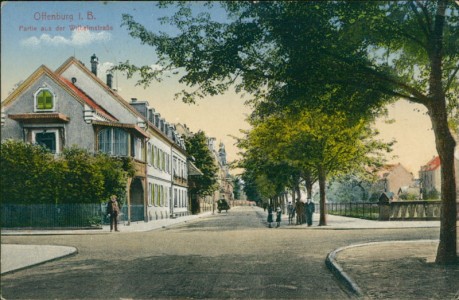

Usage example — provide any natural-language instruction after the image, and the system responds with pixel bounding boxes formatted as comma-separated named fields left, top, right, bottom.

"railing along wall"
left=386, top=200, right=443, bottom=220
left=326, top=201, right=459, bottom=221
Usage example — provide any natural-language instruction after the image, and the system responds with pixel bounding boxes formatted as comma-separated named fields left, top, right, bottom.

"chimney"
left=90, top=54, right=98, bottom=76
left=106, top=73, right=113, bottom=88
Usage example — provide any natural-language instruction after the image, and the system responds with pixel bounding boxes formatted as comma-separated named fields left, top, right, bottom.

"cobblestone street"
left=1, top=207, right=441, bottom=299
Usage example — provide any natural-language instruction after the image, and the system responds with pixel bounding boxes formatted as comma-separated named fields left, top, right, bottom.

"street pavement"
left=1, top=207, right=457, bottom=299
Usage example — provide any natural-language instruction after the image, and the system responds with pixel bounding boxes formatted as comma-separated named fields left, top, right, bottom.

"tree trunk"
left=318, top=165, right=327, bottom=226
left=295, top=182, right=304, bottom=224
left=427, top=0, right=457, bottom=264
left=303, top=171, right=314, bottom=200
left=190, top=194, right=200, bottom=215
left=428, top=102, right=457, bottom=264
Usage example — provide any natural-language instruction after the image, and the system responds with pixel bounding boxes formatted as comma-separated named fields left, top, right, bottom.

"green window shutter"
left=37, top=90, right=54, bottom=110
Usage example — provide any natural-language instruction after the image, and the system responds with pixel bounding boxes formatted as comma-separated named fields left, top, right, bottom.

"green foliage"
left=0, top=139, right=58, bottom=204
left=327, top=175, right=372, bottom=202
left=60, top=147, right=105, bottom=203
left=424, top=188, right=441, bottom=200
left=184, top=131, right=218, bottom=197
left=232, top=177, right=242, bottom=200
left=0, top=140, right=130, bottom=205
left=398, top=193, right=419, bottom=201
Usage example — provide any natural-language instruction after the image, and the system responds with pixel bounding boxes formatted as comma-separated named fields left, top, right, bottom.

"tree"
left=333, top=1, right=458, bottom=263
left=232, top=177, right=242, bottom=200
left=0, top=140, right=61, bottom=204
left=0, top=140, right=132, bottom=205
left=116, top=1, right=458, bottom=263
left=184, top=131, right=219, bottom=213
left=327, top=174, right=373, bottom=203
left=235, top=128, right=299, bottom=207
left=245, top=108, right=390, bottom=225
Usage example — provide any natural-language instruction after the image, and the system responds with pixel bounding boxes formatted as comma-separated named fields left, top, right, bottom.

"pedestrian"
left=306, top=198, right=315, bottom=226
left=287, top=202, right=295, bottom=225
left=267, top=205, right=274, bottom=228
left=106, top=195, right=120, bottom=232
left=303, top=201, right=308, bottom=225
left=276, top=206, right=282, bottom=228
left=296, top=200, right=305, bottom=225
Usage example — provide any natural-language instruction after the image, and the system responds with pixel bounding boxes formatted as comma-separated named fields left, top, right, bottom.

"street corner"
left=1, top=244, right=78, bottom=275
left=326, top=240, right=443, bottom=298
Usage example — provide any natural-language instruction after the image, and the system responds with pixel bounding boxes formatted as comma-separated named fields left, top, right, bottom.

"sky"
left=1, top=1, right=438, bottom=176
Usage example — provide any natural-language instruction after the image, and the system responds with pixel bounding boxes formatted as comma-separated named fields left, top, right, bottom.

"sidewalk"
left=295, top=213, right=441, bottom=229
left=1, top=211, right=213, bottom=236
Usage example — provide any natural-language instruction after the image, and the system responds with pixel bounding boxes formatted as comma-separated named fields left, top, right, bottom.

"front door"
left=129, top=177, right=144, bottom=222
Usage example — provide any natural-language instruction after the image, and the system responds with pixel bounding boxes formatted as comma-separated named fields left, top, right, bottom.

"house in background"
left=420, top=132, right=459, bottom=200
left=419, top=156, right=441, bottom=198
left=1, top=54, right=190, bottom=222
left=369, top=163, right=415, bottom=200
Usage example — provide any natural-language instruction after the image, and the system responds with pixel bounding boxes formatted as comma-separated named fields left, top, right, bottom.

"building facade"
left=369, top=163, right=415, bottom=199
left=1, top=54, right=189, bottom=222
left=419, top=156, right=442, bottom=196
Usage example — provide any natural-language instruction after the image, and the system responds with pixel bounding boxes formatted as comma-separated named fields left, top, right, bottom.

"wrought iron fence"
left=1, top=203, right=105, bottom=228
left=326, top=202, right=380, bottom=220
left=119, top=205, right=144, bottom=222
left=1, top=203, right=147, bottom=228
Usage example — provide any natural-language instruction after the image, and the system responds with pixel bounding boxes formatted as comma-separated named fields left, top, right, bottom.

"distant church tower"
left=218, top=142, right=227, bottom=165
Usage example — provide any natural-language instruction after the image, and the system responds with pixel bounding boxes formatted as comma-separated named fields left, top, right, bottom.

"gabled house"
left=420, top=135, right=459, bottom=200
left=419, top=156, right=441, bottom=196
left=369, top=163, right=415, bottom=199
left=1, top=54, right=190, bottom=223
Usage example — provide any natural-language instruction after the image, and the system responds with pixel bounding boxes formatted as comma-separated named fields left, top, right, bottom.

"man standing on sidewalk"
left=106, top=195, right=120, bottom=232
left=305, top=198, right=315, bottom=227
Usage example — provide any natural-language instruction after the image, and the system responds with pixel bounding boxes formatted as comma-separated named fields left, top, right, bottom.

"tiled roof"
left=59, top=77, right=118, bottom=122
left=92, top=120, right=149, bottom=138
left=421, top=156, right=441, bottom=171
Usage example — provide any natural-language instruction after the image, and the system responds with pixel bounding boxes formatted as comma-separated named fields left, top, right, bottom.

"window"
left=152, top=184, right=156, bottom=206
left=174, top=188, right=178, bottom=207
left=148, top=183, right=153, bottom=206
left=158, top=149, right=163, bottom=170
left=147, top=143, right=152, bottom=165
left=154, top=146, right=159, bottom=168
left=35, top=132, right=56, bottom=153
left=31, top=129, right=61, bottom=154
left=134, top=137, right=143, bottom=161
left=173, top=157, right=178, bottom=176
left=35, top=89, right=55, bottom=111
left=98, top=128, right=128, bottom=156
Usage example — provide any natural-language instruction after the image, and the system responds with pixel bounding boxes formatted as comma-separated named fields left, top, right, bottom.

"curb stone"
left=325, top=239, right=438, bottom=298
